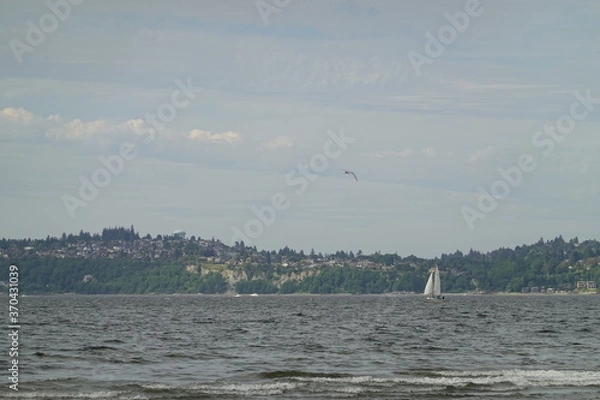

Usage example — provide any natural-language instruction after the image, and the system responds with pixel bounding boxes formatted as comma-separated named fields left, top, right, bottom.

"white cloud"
left=467, top=146, right=493, bottom=163
left=372, top=147, right=444, bottom=159
left=116, top=119, right=155, bottom=136
left=398, top=148, right=415, bottom=158
left=0, top=106, right=245, bottom=147
left=187, top=129, right=241, bottom=144
left=260, top=135, right=294, bottom=151
left=421, top=147, right=437, bottom=158
left=0, top=107, right=35, bottom=125
left=46, top=118, right=111, bottom=140
left=372, top=148, right=414, bottom=158
left=1, top=107, right=150, bottom=140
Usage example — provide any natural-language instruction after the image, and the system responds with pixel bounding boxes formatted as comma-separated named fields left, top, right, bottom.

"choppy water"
left=7, top=294, right=600, bottom=399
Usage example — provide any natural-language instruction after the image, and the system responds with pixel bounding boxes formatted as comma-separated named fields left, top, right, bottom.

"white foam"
left=293, top=370, right=600, bottom=390
left=337, top=385, right=366, bottom=394
left=424, top=370, right=600, bottom=388
left=296, top=375, right=378, bottom=384
left=5, top=391, right=123, bottom=399
left=191, top=382, right=299, bottom=395
left=140, top=383, right=172, bottom=390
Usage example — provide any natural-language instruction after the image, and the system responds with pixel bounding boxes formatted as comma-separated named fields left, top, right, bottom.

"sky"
left=0, top=0, right=599, bottom=258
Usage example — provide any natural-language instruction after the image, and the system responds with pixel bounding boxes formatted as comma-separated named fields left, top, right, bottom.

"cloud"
left=187, top=129, right=241, bottom=144
left=0, top=106, right=60, bottom=139
left=467, top=146, right=493, bottom=163
left=118, top=119, right=150, bottom=136
left=421, top=147, right=437, bottom=158
left=372, top=148, right=414, bottom=158
left=260, top=135, right=294, bottom=151
left=47, top=118, right=154, bottom=140
left=0, top=107, right=35, bottom=125
left=1, top=107, right=158, bottom=141
left=372, top=147, right=442, bottom=159
left=0, top=106, right=247, bottom=151
left=46, top=118, right=111, bottom=140
left=398, top=148, right=415, bottom=158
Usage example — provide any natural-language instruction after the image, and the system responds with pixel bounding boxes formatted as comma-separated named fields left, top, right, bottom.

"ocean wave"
left=436, top=369, right=600, bottom=387
left=259, top=370, right=350, bottom=379
left=285, top=369, right=600, bottom=389
left=193, top=382, right=299, bottom=395
left=3, top=391, right=125, bottom=399
left=137, top=382, right=300, bottom=396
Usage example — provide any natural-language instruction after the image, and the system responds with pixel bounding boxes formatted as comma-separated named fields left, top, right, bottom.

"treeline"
left=101, top=226, right=140, bottom=242
left=235, top=236, right=600, bottom=294
left=2, top=256, right=227, bottom=294
left=438, top=236, right=600, bottom=292
left=0, top=233, right=599, bottom=295
left=0, top=226, right=141, bottom=248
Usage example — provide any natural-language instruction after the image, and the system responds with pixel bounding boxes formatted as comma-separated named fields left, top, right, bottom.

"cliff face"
left=274, top=270, right=318, bottom=286
left=216, top=265, right=319, bottom=290
left=220, top=268, right=248, bottom=288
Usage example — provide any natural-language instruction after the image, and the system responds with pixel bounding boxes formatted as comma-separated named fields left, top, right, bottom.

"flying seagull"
left=342, top=169, right=358, bottom=181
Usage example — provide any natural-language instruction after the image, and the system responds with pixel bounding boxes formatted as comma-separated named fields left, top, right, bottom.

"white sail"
left=424, top=265, right=443, bottom=299
left=433, top=266, right=441, bottom=297
left=423, top=272, right=434, bottom=296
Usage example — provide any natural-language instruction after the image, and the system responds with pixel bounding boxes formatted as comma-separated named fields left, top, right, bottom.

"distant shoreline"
left=5, top=291, right=598, bottom=297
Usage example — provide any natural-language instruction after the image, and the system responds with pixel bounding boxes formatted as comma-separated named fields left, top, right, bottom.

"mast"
left=433, top=265, right=441, bottom=297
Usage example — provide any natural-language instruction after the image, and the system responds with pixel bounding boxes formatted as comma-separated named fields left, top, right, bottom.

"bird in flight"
left=342, top=169, right=358, bottom=181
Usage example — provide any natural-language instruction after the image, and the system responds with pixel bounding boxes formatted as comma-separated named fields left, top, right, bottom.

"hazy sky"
left=1, top=0, right=599, bottom=257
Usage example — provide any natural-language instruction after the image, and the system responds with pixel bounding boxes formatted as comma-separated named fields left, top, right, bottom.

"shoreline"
left=4, top=291, right=598, bottom=297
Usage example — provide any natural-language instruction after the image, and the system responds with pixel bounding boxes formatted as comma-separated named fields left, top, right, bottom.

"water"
left=8, top=294, right=600, bottom=399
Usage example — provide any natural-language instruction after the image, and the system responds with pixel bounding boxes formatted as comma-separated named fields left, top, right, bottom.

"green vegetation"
left=4, top=257, right=227, bottom=294
left=0, top=228, right=599, bottom=295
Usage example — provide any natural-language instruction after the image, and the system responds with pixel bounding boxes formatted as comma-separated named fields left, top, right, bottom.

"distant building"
left=587, top=281, right=597, bottom=290
left=521, top=287, right=530, bottom=293
left=576, top=281, right=587, bottom=289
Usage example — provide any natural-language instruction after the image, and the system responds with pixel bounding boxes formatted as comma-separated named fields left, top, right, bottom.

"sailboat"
left=424, top=265, right=444, bottom=300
